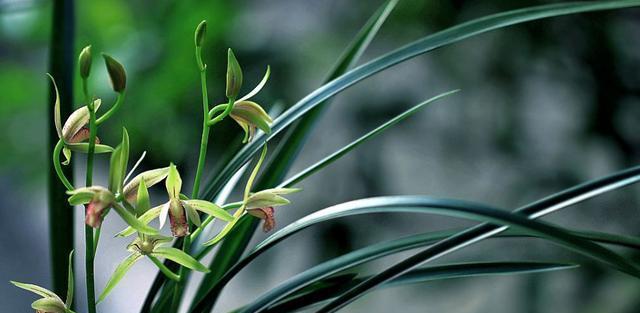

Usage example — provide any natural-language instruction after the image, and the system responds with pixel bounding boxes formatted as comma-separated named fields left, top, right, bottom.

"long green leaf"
left=231, top=197, right=639, bottom=312
left=191, top=149, right=640, bottom=311
left=200, top=0, right=640, bottom=205
left=264, top=262, right=578, bottom=312
left=241, top=227, right=636, bottom=313
left=193, top=1, right=640, bottom=307
left=189, top=1, right=399, bottom=311
left=318, top=169, right=640, bottom=312
left=280, top=89, right=458, bottom=188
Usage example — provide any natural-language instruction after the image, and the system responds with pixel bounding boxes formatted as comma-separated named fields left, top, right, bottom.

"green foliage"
left=10, top=1, right=640, bottom=313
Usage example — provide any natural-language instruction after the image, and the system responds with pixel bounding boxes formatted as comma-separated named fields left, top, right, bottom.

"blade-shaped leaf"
left=280, top=89, right=458, bottom=187
left=264, top=262, right=578, bottom=313
left=318, top=169, right=640, bottom=312
left=200, top=0, right=640, bottom=206
left=213, top=196, right=639, bottom=312
left=98, top=253, right=143, bottom=303
left=190, top=1, right=399, bottom=310
left=151, top=247, right=210, bottom=273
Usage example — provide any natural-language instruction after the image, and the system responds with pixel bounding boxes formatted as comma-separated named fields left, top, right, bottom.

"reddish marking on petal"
left=248, top=207, right=275, bottom=232
left=85, top=201, right=104, bottom=228
left=168, top=203, right=190, bottom=237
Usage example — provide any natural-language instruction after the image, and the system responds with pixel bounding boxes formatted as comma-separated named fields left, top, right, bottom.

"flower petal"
left=183, top=199, right=234, bottom=222
left=158, top=202, right=170, bottom=229
left=151, top=247, right=210, bottom=273
left=238, top=65, right=270, bottom=102
left=31, top=297, right=66, bottom=313
left=165, top=163, right=182, bottom=199
left=61, top=99, right=101, bottom=142
left=122, top=167, right=170, bottom=203
left=116, top=204, right=164, bottom=237
left=97, top=253, right=143, bottom=303
left=11, top=281, right=62, bottom=302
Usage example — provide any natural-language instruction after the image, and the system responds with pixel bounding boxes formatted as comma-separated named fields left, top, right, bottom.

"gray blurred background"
left=2, top=0, right=640, bottom=312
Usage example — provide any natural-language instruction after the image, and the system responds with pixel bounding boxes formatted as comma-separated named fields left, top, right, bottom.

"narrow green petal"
left=184, top=199, right=234, bottom=222
left=11, top=281, right=61, bottom=301
left=62, top=147, right=72, bottom=166
left=116, top=205, right=162, bottom=237
left=112, top=203, right=159, bottom=235
left=31, top=298, right=66, bottom=313
left=238, top=65, right=271, bottom=102
left=66, top=143, right=114, bottom=153
left=184, top=201, right=202, bottom=227
left=151, top=247, right=210, bottom=273
left=97, top=253, right=143, bottom=303
left=47, top=73, right=62, bottom=139
left=136, top=179, right=151, bottom=216
left=122, top=167, right=170, bottom=201
left=166, top=163, right=182, bottom=199
left=65, top=250, right=74, bottom=307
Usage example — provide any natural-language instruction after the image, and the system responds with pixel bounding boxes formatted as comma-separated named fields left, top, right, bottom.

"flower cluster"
left=11, top=19, right=302, bottom=311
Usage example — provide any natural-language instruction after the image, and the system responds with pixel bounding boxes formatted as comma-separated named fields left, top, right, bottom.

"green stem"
left=96, top=92, right=124, bottom=125
left=81, top=77, right=89, bottom=104
left=85, top=101, right=98, bottom=313
left=53, top=140, right=74, bottom=190
left=191, top=69, right=211, bottom=200
left=207, top=98, right=234, bottom=126
left=149, top=256, right=181, bottom=282
left=169, top=46, right=211, bottom=313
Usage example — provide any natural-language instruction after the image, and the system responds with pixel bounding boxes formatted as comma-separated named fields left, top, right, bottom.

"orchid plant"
left=13, top=19, right=298, bottom=313
left=13, top=1, right=640, bottom=313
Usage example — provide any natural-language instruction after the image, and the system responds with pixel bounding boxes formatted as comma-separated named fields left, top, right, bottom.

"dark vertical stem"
left=47, top=0, right=75, bottom=301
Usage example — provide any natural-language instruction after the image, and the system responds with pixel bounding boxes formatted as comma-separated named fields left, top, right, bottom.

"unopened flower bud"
left=226, top=48, right=243, bottom=99
left=102, top=53, right=127, bottom=93
left=79, top=45, right=92, bottom=79
left=194, top=20, right=207, bottom=47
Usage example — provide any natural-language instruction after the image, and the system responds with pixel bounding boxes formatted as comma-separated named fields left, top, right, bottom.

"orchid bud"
left=79, top=45, right=92, bottom=79
left=226, top=48, right=243, bottom=99
left=102, top=53, right=126, bottom=93
left=194, top=20, right=207, bottom=47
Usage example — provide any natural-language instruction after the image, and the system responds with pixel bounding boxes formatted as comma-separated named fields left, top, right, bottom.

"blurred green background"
left=2, top=0, right=640, bottom=312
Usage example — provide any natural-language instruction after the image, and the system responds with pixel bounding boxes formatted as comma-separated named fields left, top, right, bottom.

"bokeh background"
left=2, top=0, right=640, bottom=312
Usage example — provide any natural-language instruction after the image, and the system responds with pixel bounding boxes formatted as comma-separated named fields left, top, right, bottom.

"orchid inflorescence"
left=12, top=20, right=300, bottom=312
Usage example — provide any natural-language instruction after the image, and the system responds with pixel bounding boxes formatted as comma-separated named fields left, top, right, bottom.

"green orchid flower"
left=98, top=235, right=209, bottom=303
left=11, top=251, right=76, bottom=313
